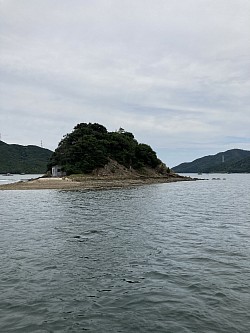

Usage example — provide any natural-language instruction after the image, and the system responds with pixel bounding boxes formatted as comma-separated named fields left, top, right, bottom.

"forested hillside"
left=48, top=123, right=170, bottom=175
left=0, top=141, right=53, bottom=174
left=173, top=149, right=250, bottom=173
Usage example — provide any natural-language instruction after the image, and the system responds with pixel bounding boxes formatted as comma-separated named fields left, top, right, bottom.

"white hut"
left=52, top=165, right=66, bottom=177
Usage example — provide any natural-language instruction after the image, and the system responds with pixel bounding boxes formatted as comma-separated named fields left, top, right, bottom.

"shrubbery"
left=48, top=123, right=160, bottom=175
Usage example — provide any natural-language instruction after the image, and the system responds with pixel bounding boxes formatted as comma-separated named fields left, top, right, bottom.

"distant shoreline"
left=0, top=175, right=196, bottom=191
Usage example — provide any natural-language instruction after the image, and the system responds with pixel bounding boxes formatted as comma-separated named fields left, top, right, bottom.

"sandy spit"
left=0, top=175, right=195, bottom=191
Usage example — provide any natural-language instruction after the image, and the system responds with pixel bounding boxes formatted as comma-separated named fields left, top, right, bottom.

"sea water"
left=0, top=174, right=43, bottom=185
left=0, top=174, right=249, bottom=332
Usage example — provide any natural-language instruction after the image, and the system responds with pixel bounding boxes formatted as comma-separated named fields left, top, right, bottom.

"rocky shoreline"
left=0, top=174, right=196, bottom=191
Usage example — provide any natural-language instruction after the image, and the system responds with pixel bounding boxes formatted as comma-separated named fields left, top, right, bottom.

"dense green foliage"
left=173, top=149, right=250, bottom=173
left=0, top=141, right=53, bottom=174
left=48, top=123, right=161, bottom=174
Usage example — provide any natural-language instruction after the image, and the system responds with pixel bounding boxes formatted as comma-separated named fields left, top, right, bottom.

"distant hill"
left=172, top=149, right=250, bottom=173
left=0, top=141, right=53, bottom=174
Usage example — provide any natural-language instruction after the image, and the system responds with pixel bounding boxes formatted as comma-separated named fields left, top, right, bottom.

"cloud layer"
left=1, top=0, right=250, bottom=166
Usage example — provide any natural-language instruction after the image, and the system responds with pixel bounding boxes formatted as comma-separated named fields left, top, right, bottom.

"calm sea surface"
left=0, top=174, right=250, bottom=332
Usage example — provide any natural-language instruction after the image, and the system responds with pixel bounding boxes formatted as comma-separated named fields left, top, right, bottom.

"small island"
left=0, top=123, right=194, bottom=190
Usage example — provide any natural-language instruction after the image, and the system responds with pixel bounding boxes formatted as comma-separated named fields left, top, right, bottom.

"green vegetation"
left=173, top=149, right=250, bottom=173
left=48, top=123, right=163, bottom=175
left=0, top=141, right=53, bottom=174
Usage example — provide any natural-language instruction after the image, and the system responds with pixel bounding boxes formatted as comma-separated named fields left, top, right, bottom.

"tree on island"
left=48, top=123, right=170, bottom=175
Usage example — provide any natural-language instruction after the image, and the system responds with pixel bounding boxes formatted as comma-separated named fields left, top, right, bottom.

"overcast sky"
left=1, top=0, right=249, bottom=167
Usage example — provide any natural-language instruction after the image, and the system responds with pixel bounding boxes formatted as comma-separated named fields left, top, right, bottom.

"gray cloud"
left=1, top=0, right=249, bottom=166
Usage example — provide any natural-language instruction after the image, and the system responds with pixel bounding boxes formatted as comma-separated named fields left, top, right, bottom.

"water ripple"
left=0, top=174, right=250, bottom=332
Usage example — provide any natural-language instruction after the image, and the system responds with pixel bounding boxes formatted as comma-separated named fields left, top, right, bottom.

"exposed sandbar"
left=0, top=175, right=195, bottom=191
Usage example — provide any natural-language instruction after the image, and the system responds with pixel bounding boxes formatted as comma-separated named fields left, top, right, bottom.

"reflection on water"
left=0, top=174, right=250, bottom=332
